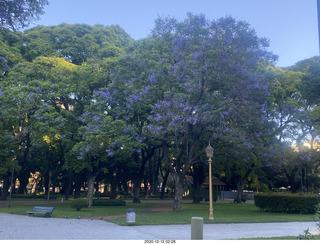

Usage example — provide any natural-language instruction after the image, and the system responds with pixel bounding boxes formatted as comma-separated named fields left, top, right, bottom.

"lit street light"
left=205, top=143, right=214, bottom=221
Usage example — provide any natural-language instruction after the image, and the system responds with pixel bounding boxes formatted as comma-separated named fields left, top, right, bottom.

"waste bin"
left=126, top=208, right=136, bottom=223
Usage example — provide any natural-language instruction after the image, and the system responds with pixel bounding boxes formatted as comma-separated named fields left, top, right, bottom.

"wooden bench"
left=27, top=206, right=54, bottom=217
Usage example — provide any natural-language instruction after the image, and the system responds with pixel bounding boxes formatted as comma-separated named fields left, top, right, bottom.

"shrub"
left=254, top=193, right=320, bottom=214
left=92, top=199, right=126, bottom=206
left=71, top=199, right=89, bottom=211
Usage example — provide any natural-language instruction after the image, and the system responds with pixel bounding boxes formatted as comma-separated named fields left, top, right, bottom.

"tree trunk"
left=286, top=167, right=299, bottom=193
left=132, top=178, right=141, bottom=203
left=191, top=164, right=205, bottom=203
left=74, top=173, right=84, bottom=199
left=86, top=172, right=98, bottom=207
left=160, top=169, right=169, bottom=200
left=173, top=174, right=184, bottom=212
left=64, top=172, right=74, bottom=200
left=235, top=179, right=246, bottom=203
left=18, top=174, right=28, bottom=194
left=0, top=175, right=10, bottom=201
left=193, top=183, right=202, bottom=203
left=234, top=167, right=253, bottom=203
left=110, top=182, right=117, bottom=199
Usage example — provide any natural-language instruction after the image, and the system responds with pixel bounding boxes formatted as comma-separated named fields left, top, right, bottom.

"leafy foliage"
left=71, top=198, right=89, bottom=211
left=0, top=0, right=49, bottom=30
left=92, top=199, right=126, bottom=206
left=254, top=193, right=320, bottom=214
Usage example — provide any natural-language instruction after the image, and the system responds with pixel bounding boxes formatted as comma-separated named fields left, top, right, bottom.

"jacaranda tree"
left=147, top=14, right=278, bottom=208
left=95, top=13, right=277, bottom=210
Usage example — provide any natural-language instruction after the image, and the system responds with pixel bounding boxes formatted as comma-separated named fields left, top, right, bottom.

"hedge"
left=71, top=198, right=89, bottom=211
left=254, top=193, right=320, bottom=214
left=92, top=199, right=126, bottom=206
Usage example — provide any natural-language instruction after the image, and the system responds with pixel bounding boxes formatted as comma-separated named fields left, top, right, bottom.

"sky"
left=28, top=0, right=319, bottom=67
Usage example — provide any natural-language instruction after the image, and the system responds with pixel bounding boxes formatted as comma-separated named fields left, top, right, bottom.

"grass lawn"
left=107, top=203, right=317, bottom=225
left=1, top=200, right=316, bottom=225
left=0, top=202, right=156, bottom=219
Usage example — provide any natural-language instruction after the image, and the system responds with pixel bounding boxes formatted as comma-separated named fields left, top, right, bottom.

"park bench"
left=27, top=206, right=54, bottom=217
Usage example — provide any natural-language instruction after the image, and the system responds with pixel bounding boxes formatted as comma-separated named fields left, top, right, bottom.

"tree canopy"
left=0, top=0, right=49, bottom=30
left=0, top=13, right=319, bottom=210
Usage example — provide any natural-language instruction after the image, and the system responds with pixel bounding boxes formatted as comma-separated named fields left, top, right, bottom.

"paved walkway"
left=0, top=212, right=318, bottom=240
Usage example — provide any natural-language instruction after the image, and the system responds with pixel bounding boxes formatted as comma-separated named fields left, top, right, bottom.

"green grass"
left=0, top=201, right=317, bottom=226
left=0, top=202, right=156, bottom=219
left=107, top=203, right=317, bottom=225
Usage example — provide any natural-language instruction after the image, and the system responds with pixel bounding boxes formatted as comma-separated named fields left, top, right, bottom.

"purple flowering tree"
left=93, top=39, right=166, bottom=203
left=147, top=13, right=277, bottom=209
left=68, top=108, right=131, bottom=207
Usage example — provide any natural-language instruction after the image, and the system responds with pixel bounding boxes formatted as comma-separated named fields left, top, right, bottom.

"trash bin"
left=126, top=208, right=136, bottom=223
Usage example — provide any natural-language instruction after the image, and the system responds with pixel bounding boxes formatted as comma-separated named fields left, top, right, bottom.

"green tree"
left=1, top=22, right=133, bottom=198
left=0, top=0, right=49, bottom=30
left=23, top=24, right=133, bottom=64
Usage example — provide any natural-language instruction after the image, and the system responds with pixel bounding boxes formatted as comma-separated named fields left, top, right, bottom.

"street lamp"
left=205, top=143, right=214, bottom=221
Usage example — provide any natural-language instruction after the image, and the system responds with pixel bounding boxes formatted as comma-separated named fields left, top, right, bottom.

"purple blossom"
left=87, top=124, right=100, bottom=132
left=141, top=85, right=150, bottom=95
left=192, top=51, right=203, bottom=60
left=244, top=141, right=254, bottom=149
left=154, top=103, right=161, bottom=109
left=92, top=115, right=100, bottom=121
left=155, top=113, right=162, bottom=122
left=148, top=72, right=157, bottom=83
left=106, top=149, right=114, bottom=157
left=126, top=93, right=141, bottom=104
left=42, top=101, right=49, bottom=106
left=146, top=124, right=163, bottom=133
left=94, top=89, right=111, bottom=99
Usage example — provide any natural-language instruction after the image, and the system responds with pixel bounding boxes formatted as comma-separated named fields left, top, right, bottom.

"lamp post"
left=205, top=143, right=214, bottom=221
left=8, top=150, right=16, bottom=208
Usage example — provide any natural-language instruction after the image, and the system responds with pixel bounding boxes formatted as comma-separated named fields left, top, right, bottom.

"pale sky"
left=28, top=0, right=319, bottom=67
